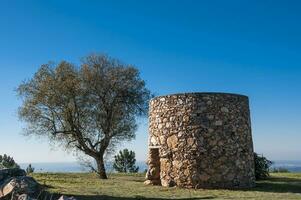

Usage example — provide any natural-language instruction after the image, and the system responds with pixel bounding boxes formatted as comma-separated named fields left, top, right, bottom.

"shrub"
left=113, top=149, right=139, bottom=173
left=254, top=153, right=272, bottom=180
left=26, top=164, right=35, bottom=174
left=0, top=154, right=20, bottom=169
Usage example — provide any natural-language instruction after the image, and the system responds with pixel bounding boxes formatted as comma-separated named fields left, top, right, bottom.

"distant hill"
left=271, top=160, right=301, bottom=172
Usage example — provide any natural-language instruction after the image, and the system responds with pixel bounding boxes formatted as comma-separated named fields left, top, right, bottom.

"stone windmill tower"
left=145, top=93, right=255, bottom=189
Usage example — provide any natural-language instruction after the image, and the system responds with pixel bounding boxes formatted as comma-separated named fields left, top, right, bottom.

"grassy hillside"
left=32, top=172, right=301, bottom=200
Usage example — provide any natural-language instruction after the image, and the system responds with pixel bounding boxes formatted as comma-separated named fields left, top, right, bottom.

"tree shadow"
left=239, top=176, right=301, bottom=194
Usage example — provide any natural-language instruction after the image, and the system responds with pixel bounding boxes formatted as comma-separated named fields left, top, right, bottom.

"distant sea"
left=19, top=160, right=301, bottom=173
left=19, top=161, right=148, bottom=173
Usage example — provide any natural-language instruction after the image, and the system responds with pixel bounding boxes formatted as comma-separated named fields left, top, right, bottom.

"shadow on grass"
left=242, top=176, right=301, bottom=194
left=69, top=195, right=215, bottom=200
left=48, top=193, right=215, bottom=200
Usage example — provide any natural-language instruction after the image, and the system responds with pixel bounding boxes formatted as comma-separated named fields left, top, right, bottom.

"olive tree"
left=17, top=54, right=151, bottom=179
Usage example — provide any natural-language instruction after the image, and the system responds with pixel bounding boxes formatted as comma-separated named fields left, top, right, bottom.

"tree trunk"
left=96, top=156, right=107, bottom=179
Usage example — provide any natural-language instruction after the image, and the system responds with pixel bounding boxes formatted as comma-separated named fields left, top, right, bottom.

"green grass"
left=31, top=172, right=301, bottom=200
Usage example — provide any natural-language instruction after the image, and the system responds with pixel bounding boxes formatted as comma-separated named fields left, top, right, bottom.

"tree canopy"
left=17, top=54, right=151, bottom=178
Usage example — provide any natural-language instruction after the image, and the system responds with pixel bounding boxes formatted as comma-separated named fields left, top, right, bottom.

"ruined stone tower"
left=145, top=93, right=255, bottom=188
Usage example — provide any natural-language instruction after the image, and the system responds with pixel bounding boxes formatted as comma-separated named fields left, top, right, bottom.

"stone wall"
left=145, top=93, right=255, bottom=188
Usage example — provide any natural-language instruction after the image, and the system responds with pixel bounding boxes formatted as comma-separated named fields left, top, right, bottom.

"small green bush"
left=26, top=163, right=35, bottom=174
left=113, top=149, right=139, bottom=173
left=254, top=153, right=272, bottom=180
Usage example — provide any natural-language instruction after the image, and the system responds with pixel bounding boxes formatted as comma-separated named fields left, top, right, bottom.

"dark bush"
left=0, top=154, right=20, bottom=169
left=254, top=153, right=272, bottom=180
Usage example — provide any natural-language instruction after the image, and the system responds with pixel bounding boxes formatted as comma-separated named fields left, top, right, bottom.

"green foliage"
left=254, top=153, right=273, bottom=180
left=113, top=149, right=139, bottom=173
left=0, top=154, right=20, bottom=169
left=271, top=167, right=290, bottom=173
left=26, top=163, right=35, bottom=174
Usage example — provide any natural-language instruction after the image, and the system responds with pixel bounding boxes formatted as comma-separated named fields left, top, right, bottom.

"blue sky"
left=0, top=0, right=300, bottom=163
